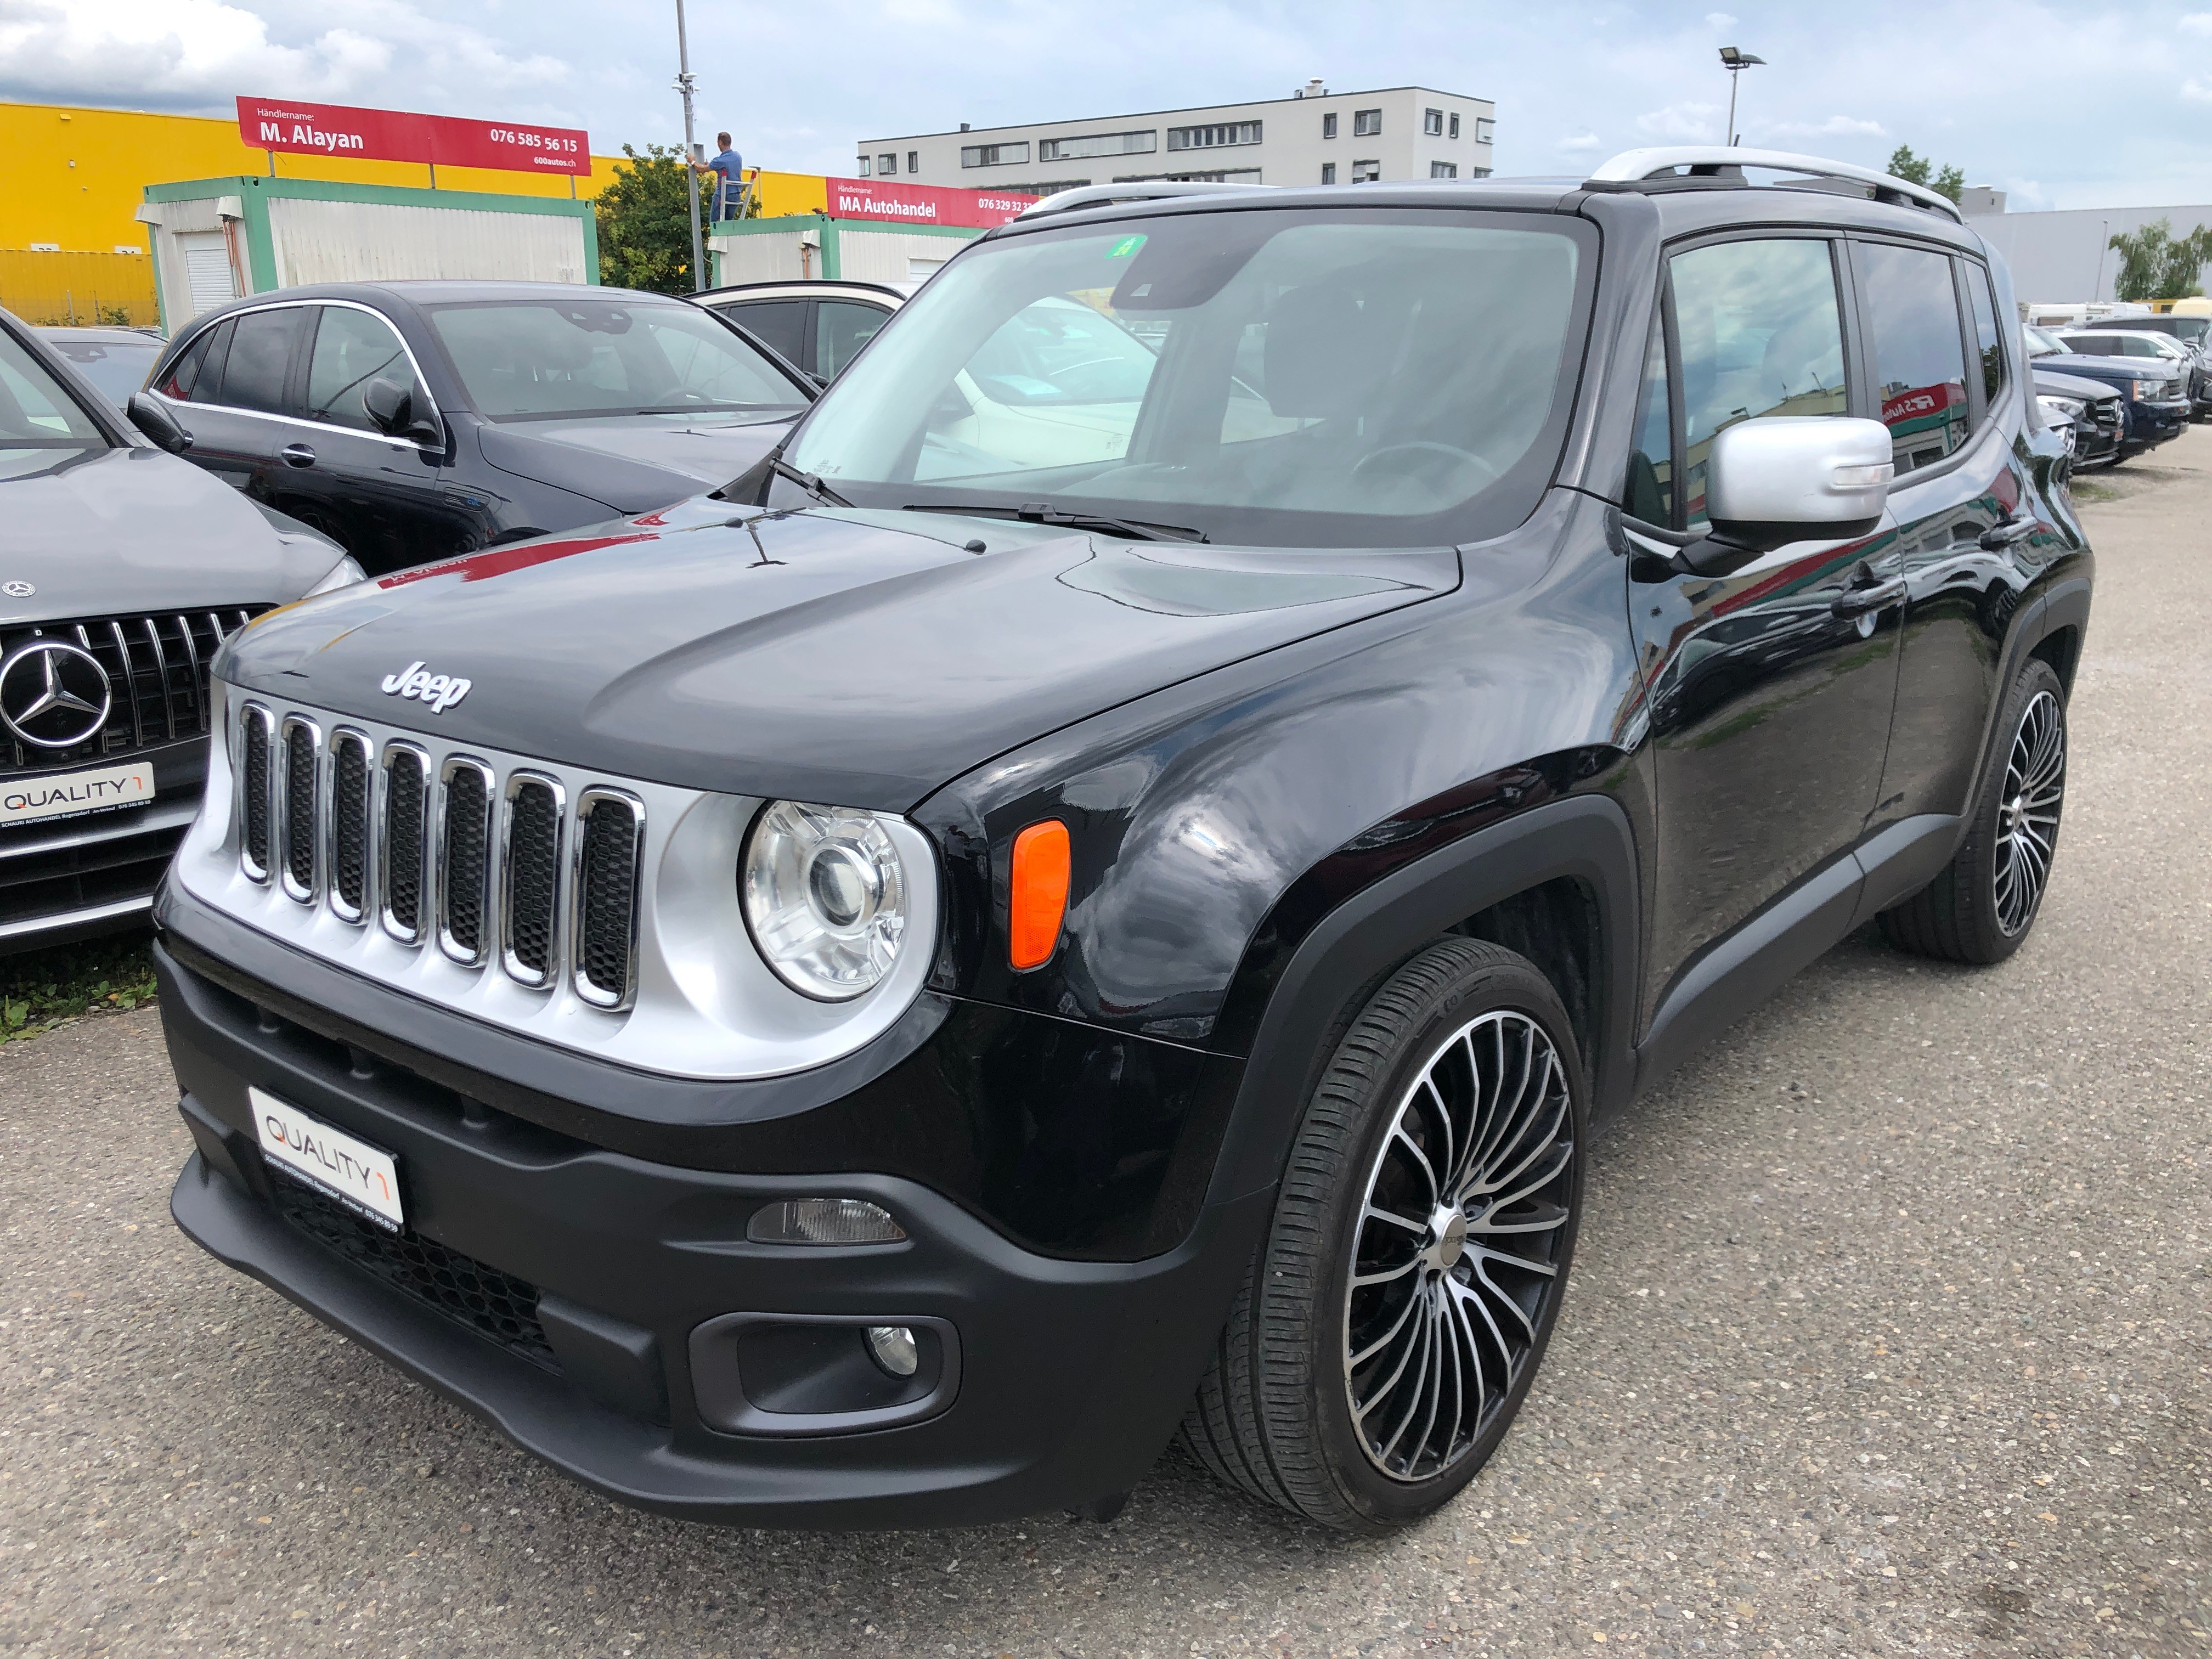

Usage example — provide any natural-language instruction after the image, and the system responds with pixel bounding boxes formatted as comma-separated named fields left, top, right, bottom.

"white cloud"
left=2182, top=11, right=2212, bottom=33
left=0, top=0, right=574, bottom=117
left=1706, top=11, right=1739, bottom=26
left=1763, top=114, right=1889, bottom=139
left=2185, top=76, right=2212, bottom=103
left=1636, top=101, right=1723, bottom=142
left=1556, top=131, right=1604, bottom=153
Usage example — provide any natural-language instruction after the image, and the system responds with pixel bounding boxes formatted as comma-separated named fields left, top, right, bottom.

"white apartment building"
left=854, top=82, right=1496, bottom=196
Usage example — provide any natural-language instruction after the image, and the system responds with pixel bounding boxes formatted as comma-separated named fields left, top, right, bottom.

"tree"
left=1884, top=145, right=1965, bottom=205
left=594, top=144, right=698, bottom=295
left=2106, top=218, right=2212, bottom=303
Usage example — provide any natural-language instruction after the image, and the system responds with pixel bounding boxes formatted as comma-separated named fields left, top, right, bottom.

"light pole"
left=674, top=0, right=707, bottom=292
left=1719, top=47, right=1765, bottom=147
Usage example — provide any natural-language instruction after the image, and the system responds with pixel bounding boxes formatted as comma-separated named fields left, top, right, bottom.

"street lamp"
left=674, top=0, right=707, bottom=292
left=1718, top=46, right=1765, bottom=148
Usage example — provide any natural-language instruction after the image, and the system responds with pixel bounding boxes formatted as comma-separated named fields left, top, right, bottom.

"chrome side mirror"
left=1707, top=415, right=1893, bottom=548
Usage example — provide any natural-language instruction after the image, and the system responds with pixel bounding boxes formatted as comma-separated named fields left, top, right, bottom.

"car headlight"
left=741, top=800, right=909, bottom=1000
left=2036, top=394, right=2086, bottom=422
left=303, top=556, right=367, bottom=596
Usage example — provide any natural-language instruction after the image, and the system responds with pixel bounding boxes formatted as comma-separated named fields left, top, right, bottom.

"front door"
left=1622, top=234, right=1905, bottom=1018
left=271, top=303, right=466, bottom=572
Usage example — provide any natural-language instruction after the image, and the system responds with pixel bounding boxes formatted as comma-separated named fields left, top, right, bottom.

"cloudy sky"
left=5, top=0, right=2211, bottom=211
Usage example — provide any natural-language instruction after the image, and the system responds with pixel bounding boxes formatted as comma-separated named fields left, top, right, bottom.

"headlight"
left=741, top=800, right=908, bottom=1000
left=303, top=556, right=367, bottom=596
left=2036, top=394, right=2086, bottom=422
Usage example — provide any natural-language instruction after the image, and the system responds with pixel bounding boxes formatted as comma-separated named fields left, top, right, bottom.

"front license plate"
left=250, top=1087, right=405, bottom=1233
left=0, top=761, right=155, bottom=826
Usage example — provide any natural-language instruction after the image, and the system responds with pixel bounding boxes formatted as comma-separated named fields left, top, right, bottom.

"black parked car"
left=2032, top=366, right=2124, bottom=467
left=2023, top=325, right=2188, bottom=458
left=2053, top=322, right=2212, bottom=419
left=0, top=307, right=359, bottom=952
left=132, top=283, right=816, bottom=574
left=157, top=151, right=2089, bottom=1534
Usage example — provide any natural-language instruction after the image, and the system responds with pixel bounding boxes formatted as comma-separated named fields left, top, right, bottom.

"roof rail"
left=1015, top=180, right=1272, bottom=219
left=1583, top=146, right=1966, bottom=225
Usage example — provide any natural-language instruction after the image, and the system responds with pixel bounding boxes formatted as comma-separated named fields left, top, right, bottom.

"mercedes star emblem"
left=2, top=582, right=34, bottom=598
left=0, top=640, right=114, bottom=749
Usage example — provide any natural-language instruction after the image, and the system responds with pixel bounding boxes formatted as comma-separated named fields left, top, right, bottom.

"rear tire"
left=1180, top=938, right=1585, bottom=1532
left=1880, top=657, right=2068, bottom=964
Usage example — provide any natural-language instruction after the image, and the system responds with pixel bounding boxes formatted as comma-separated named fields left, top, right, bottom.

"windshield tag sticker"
left=380, top=661, right=473, bottom=714
left=1107, top=234, right=1148, bottom=258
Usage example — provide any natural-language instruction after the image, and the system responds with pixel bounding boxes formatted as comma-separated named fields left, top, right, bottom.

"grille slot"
left=279, top=716, right=319, bottom=901
left=500, top=774, right=563, bottom=986
left=437, top=757, right=495, bottom=964
left=1, top=609, right=260, bottom=774
left=379, top=744, right=430, bottom=943
left=269, top=1177, right=561, bottom=1373
left=328, top=731, right=372, bottom=921
left=572, top=789, right=645, bottom=1010
left=238, top=704, right=273, bottom=882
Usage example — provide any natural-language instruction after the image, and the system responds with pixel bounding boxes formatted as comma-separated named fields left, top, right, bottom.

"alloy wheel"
left=1995, top=688, right=2066, bottom=936
left=1342, top=1009, right=1576, bottom=1482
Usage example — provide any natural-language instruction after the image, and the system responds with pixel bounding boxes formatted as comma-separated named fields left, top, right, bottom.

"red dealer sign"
left=235, top=97, right=590, bottom=176
left=825, top=177, right=1037, bottom=230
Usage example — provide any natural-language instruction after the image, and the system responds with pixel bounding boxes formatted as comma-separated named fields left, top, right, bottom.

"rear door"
left=1624, top=233, right=1904, bottom=1020
left=155, top=306, right=307, bottom=499
left=1860, top=244, right=2038, bottom=831
left=815, top=298, right=894, bottom=379
left=711, top=297, right=810, bottom=374
left=273, top=302, right=470, bottom=571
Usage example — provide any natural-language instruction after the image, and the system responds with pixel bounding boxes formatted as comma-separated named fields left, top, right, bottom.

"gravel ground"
left=2, top=433, right=2207, bottom=1658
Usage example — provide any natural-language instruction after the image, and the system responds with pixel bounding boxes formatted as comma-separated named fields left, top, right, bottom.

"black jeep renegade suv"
left=154, top=149, right=2090, bottom=1534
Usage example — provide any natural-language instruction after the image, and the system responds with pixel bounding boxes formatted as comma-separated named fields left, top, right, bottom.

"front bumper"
left=155, top=921, right=1266, bottom=1528
left=2121, top=397, right=2192, bottom=452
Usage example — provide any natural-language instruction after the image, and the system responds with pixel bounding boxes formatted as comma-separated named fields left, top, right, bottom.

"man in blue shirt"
left=696, top=133, right=743, bottom=221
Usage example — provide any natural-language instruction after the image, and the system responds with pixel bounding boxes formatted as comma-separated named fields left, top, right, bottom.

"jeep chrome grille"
left=230, top=703, right=643, bottom=1009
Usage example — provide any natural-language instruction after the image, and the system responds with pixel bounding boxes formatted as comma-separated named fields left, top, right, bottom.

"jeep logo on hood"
left=381, top=661, right=473, bottom=714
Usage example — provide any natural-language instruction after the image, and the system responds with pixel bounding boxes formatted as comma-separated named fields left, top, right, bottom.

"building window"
left=907, top=150, right=919, bottom=173
left=856, top=156, right=871, bottom=176
left=878, top=153, right=896, bottom=176
left=1431, top=161, right=1458, bottom=178
left=961, top=142, right=1031, bottom=168
left=1167, top=121, right=1262, bottom=151
left=998, top=179, right=1093, bottom=195
left=1115, top=167, right=1262, bottom=185
left=1424, top=108, right=1443, bottom=136
left=1040, top=130, right=1158, bottom=162
left=1321, top=162, right=1337, bottom=184
left=1475, top=117, right=1496, bottom=145
left=1353, top=109, right=1382, bottom=137
left=1352, top=159, right=1381, bottom=183
left=1322, top=112, right=1338, bottom=139
left=1471, top=167, right=1493, bottom=178
left=1449, top=112, right=1461, bottom=139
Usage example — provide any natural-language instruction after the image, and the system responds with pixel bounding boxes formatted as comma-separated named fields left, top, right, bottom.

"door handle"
left=1978, top=515, right=2036, bottom=550
left=280, top=443, right=317, bottom=469
left=1831, top=576, right=1907, bottom=616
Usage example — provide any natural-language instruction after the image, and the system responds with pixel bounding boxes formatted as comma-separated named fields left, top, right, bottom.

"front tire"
left=1180, top=939, right=1585, bottom=1531
left=1881, top=656, right=2068, bottom=964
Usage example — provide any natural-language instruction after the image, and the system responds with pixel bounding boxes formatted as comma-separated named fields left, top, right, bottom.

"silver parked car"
left=0, top=307, right=362, bottom=953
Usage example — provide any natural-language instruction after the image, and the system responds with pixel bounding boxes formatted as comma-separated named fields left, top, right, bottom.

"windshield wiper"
left=900, top=503, right=1207, bottom=543
left=766, top=458, right=853, bottom=508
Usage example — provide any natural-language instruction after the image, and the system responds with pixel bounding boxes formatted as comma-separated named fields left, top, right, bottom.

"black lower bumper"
left=156, top=932, right=1268, bottom=1528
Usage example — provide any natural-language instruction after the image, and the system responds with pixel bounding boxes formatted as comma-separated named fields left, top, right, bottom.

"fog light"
left=865, top=1324, right=919, bottom=1378
left=747, top=1198, right=906, bottom=1245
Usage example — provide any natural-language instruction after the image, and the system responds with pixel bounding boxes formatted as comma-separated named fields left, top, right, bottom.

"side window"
left=1669, top=238, right=1847, bottom=526
left=1622, top=314, right=1673, bottom=526
left=1964, top=262, right=2006, bottom=412
left=304, top=306, right=420, bottom=431
left=719, top=300, right=807, bottom=366
left=218, top=307, right=307, bottom=415
left=816, top=301, right=888, bottom=379
left=1855, top=241, right=1970, bottom=473
left=165, top=319, right=232, bottom=403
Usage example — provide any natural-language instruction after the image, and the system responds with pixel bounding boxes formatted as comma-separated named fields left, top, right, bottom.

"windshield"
left=427, top=298, right=809, bottom=422
left=782, top=207, right=1594, bottom=547
left=44, top=334, right=164, bottom=406
left=0, top=328, right=106, bottom=459
left=2024, top=326, right=2066, bottom=357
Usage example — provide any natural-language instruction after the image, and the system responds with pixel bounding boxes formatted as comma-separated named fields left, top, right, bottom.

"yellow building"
left=1, top=98, right=831, bottom=325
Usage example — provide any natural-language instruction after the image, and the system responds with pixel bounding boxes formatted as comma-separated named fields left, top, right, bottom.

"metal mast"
left=674, top=0, right=707, bottom=291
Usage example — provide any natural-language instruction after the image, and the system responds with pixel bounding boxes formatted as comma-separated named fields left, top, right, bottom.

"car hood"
left=2032, top=368, right=2121, bottom=402
left=0, top=444, right=346, bottom=621
left=2029, top=351, right=2168, bottom=382
left=221, top=498, right=1459, bottom=810
left=475, top=412, right=797, bottom=513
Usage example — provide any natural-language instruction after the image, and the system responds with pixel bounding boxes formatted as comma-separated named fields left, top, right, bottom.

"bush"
left=595, top=143, right=701, bottom=295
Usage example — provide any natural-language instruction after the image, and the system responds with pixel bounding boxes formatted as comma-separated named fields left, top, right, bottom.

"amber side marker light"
left=1008, top=820, right=1071, bottom=970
